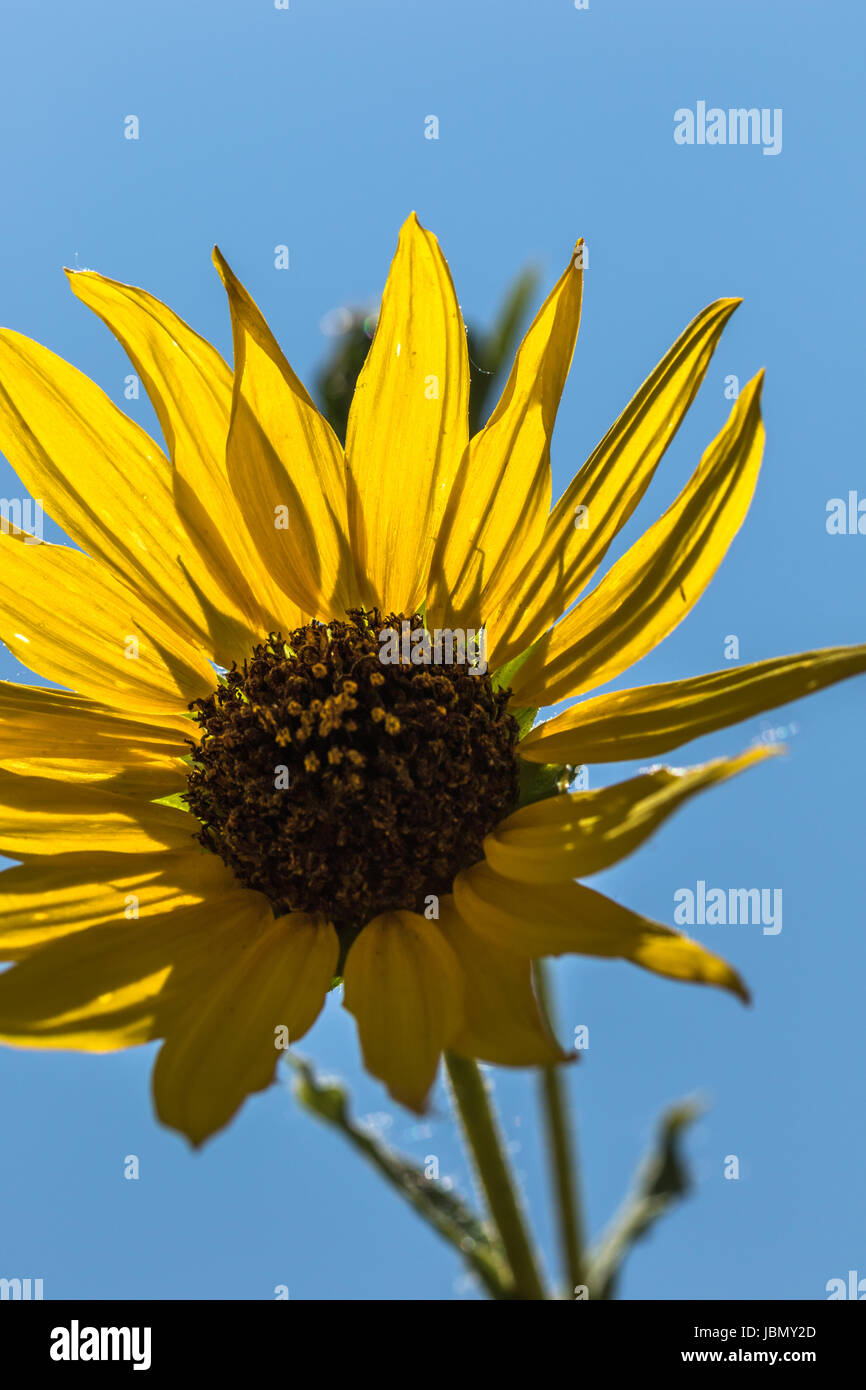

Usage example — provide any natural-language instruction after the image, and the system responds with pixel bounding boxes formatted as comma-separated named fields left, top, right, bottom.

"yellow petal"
left=520, top=644, right=866, bottom=764
left=509, top=372, right=765, bottom=708
left=0, top=681, right=190, bottom=794
left=0, top=883, right=272, bottom=1051
left=487, top=299, right=740, bottom=671
left=454, top=863, right=748, bottom=1001
left=345, top=213, right=470, bottom=613
left=0, top=771, right=200, bottom=856
left=0, top=757, right=185, bottom=800
left=486, top=746, right=781, bottom=883
left=153, top=912, right=338, bottom=1145
left=427, top=242, right=583, bottom=630
left=437, top=896, right=568, bottom=1066
left=0, top=324, right=256, bottom=667
left=0, top=681, right=193, bottom=738
left=0, top=533, right=214, bottom=715
left=66, top=268, right=294, bottom=650
left=342, top=909, right=463, bottom=1112
left=0, top=847, right=243, bottom=959
left=213, top=249, right=358, bottom=619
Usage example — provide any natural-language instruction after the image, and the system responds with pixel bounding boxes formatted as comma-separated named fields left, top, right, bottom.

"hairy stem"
left=533, top=959, right=587, bottom=1295
left=444, top=1051, right=546, bottom=1300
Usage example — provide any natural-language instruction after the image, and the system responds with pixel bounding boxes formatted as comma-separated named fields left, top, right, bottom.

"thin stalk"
left=444, top=1051, right=546, bottom=1299
left=533, top=959, right=587, bottom=1294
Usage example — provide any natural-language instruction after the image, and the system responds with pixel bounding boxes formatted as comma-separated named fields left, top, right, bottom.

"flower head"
left=0, top=214, right=863, bottom=1143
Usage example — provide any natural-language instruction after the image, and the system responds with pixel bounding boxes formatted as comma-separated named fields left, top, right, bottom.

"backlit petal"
left=0, top=771, right=200, bottom=857
left=487, top=746, right=780, bottom=882
left=66, top=268, right=294, bottom=650
left=345, top=214, right=470, bottom=613
left=0, top=324, right=255, bottom=667
left=153, top=912, right=338, bottom=1145
left=520, top=645, right=866, bottom=764
left=213, top=249, right=358, bottom=619
left=437, top=896, right=568, bottom=1065
left=0, top=681, right=190, bottom=794
left=508, top=372, right=765, bottom=707
left=454, top=863, right=748, bottom=1001
left=0, top=847, right=245, bottom=959
left=488, top=299, right=739, bottom=671
left=428, top=242, right=583, bottom=630
left=342, top=909, right=463, bottom=1112
left=0, top=884, right=272, bottom=1052
left=0, top=533, right=214, bottom=715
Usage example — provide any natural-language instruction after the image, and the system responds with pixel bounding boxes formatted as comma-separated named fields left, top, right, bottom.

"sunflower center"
left=185, top=609, right=519, bottom=936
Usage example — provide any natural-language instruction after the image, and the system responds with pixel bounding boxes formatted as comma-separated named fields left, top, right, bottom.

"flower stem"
left=533, top=959, right=587, bottom=1295
left=444, top=1051, right=546, bottom=1300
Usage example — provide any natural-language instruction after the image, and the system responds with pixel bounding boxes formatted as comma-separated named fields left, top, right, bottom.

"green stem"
left=533, top=959, right=587, bottom=1295
left=444, top=1051, right=546, bottom=1300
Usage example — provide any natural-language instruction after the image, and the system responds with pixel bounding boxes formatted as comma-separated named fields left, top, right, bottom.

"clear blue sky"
left=0, top=0, right=863, bottom=1300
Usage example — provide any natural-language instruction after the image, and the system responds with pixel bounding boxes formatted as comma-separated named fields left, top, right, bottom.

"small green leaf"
left=491, top=636, right=542, bottom=696
left=517, top=759, right=573, bottom=810
left=584, top=1099, right=703, bottom=1300
left=289, top=1055, right=512, bottom=1299
left=511, top=706, right=539, bottom=742
left=151, top=791, right=190, bottom=811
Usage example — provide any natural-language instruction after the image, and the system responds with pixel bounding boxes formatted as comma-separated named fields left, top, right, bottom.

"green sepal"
left=491, top=638, right=539, bottom=694
left=516, top=758, right=574, bottom=810
left=511, top=705, right=538, bottom=742
left=151, top=791, right=190, bottom=811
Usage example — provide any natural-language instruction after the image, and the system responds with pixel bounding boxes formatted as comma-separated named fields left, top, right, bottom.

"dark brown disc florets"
left=185, top=609, right=519, bottom=933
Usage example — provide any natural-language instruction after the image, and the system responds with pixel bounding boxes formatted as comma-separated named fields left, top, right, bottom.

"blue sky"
left=0, top=0, right=863, bottom=1299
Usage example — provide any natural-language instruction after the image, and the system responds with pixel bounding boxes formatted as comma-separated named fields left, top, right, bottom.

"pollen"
left=185, top=609, right=520, bottom=934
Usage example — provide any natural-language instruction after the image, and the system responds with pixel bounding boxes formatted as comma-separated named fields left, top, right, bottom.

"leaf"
left=288, top=1055, right=512, bottom=1299
left=511, top=705, right=539, bottom=742
left=151, top=791, right=190, bottom=811
left=583, top=1099, right=703, bottom=1299
left=512, top=707, right=576, bottom=814
left=516, top=758, right=574, bottom=810
left=490, top=637, right=541, bottom=695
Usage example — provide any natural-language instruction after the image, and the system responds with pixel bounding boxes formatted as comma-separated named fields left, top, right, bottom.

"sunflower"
left=0, top=214, right=862, bottom=1147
